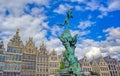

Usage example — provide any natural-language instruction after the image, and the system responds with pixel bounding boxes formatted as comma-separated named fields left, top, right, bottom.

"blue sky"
left=0, top=0, right=120, bottom=60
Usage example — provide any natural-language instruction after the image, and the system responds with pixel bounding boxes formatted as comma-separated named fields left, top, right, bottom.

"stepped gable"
left=7, top=29, right=24, bottom=47
left=79, top=56, right=87, bottom=64
left=38, top=41, right=48, bottom=56
left=95, top=55, right=103, bottom=64
left=90, top=56, right=99, bottom=66
left=104, top=55, right=118, bottom=64
left=23, top=37, right=37, bottom=54
left=25, top=37, right=35, bottom=48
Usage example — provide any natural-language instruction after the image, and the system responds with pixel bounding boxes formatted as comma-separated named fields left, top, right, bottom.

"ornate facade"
left=80, top=55, right=120, bottom=76
left=79, top=56, right=92, bottom=72
left=1, top=29, right=120, bottom=76
left=36, top=42, right=49, bottom=76
left=4, top=29, right=23, bottom=76
left=49, top=49, right=60, bottom=76
left=117, top=61, right=120, bottom=76
left=91, top=56, right=100, bottom=73
left=0, top=41, right=5, bottom=76
left=104, top=56, right=118, bottom=76
left=0, top=29, right=62, bottom=76
left=21, top=38, right=37, bottom=76
left=97, top=55, right=110, bottom=76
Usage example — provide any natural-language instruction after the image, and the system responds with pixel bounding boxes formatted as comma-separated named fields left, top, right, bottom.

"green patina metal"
left=58, top=29, right=82, bottom=76
left=55, top=8, right=83, bottom=76
left=57, top=8, right=73, bottom=29
left=56, top=8, right=100, bottom=76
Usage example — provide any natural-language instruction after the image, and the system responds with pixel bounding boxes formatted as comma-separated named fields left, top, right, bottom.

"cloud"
left=97, top=35, right=102, bottom=39
left=0, top=14, right=48, bottom=48
left=70, top=30, right=90, bottom=40
left=0, top=0, right=50, bottom=16
left=70, top=0, right=120, bottom=18
left=86, top=47, right=101, bottom=58
left=0, top=0, right=66, bottom=56
left=0, top=0, right=49, bottom=49
left=85, top=0, right=100, bottom=11
left=71, top=0, right=84, bottom=3
left=74, top=27, right=120, bottom=60
left=78, top=20, right=95, bottom=30
left=98, top=0, right=120, bottom=18
left=71, top=0, right=100, bottom=11
left=53, top=4, right=72, bottom=14
left=104, top=27, right=120, bottom=40
left=0, top=0, right=120, bottom=61
left=100, top=27, right=120, bottom=58
left=108, top=0, right=120, bottom=12
left=108, top=46, right=120, bottom=52
left=30, top=7, right=45, bottom=17
left=50, top=25, right=64, bottom=37
left=46, top=37, right=64, bottom=54
left=75, top=6, right=83, bottom=11
left=74, top=39, right=100, bottom=59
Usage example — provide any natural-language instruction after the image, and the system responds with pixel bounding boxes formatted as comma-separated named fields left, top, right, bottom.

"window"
left=23, top=54, right=36, bottom=59
left=7, top=46, right=12, bottom=52
left=0, top=63, right=4, bottom=70
left=0, top=55, right=5, bottom=62
left=45, top=58, right=48, bottom=62
left=16, top=55, right=21, bottom=61
left=23, top=62, right=36, bottom=67
left=0, top=50, right=3, bottom=54
left=11, top=55, right=14, bottom=60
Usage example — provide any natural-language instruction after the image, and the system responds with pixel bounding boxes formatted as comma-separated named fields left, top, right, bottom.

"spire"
left=29, top=37, right=33, bottom=41
left=42, top=40, right=44, bottom=46
left=83, top=55, right=87, bottom=62
left=27, top=37, right=33, bottom=45
left=40, top=40, right=46, bottom=48
left=39, top=40, right=46, bottom=51
left=25, top=37, right=36, bottom=49
left=16, top=28, right=19, bottom=34
left=52, top=48, right=56, bottom=55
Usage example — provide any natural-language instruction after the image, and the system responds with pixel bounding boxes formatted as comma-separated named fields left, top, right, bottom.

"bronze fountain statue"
left=55, top=8, right=100, bottom=76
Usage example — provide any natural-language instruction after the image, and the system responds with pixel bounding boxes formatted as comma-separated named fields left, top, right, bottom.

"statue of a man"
left=56, top=8, right=82, bottom=76
left=58, top=8, right=73, bottom=29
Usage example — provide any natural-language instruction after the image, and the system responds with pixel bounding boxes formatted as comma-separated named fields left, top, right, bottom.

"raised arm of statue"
left=57, top=8, right=73, bottom=29
left=67, top=8, right=73, bottom=19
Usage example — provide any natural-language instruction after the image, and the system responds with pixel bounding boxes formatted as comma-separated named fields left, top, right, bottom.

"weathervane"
left=58, top=8, right=73, bottom=29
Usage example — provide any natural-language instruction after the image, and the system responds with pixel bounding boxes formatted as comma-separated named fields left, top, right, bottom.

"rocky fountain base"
left=55, top=30, right=100, bottom=76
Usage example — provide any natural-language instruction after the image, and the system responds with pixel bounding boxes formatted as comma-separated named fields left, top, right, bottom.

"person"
left=57, top=8, right=73, bottom=29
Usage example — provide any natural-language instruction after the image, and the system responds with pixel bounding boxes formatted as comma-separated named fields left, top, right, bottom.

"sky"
left=0, top=0, right=120, bottom=60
